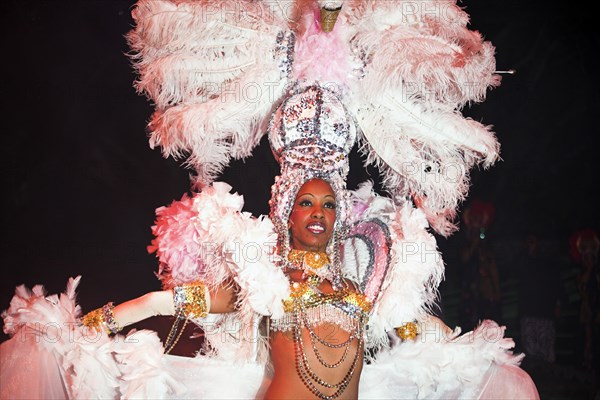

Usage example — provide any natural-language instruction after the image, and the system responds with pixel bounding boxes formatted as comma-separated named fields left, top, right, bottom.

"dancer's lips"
left=306, top=222, right=326, bottom=234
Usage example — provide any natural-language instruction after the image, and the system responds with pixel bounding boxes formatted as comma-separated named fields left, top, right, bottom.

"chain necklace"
left=292, top=310, right=363, bottom=399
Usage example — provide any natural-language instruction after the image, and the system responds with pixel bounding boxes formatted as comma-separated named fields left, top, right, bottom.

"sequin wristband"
left=173, top=282, right=210, bottom=320
left=102, top=302, right=120, bottom=334
left=82, top=302, right=121, bottom=335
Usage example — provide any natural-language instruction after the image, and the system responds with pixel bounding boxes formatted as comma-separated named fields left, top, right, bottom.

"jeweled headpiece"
left=268, top=84, right=356, bottom=263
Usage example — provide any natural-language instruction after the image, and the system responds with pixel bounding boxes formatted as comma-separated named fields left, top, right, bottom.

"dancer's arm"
left=82, top=280, right=238, bottom=334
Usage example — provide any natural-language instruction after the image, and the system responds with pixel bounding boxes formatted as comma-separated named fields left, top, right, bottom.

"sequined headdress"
left=268, top=84, right=356, bottom=264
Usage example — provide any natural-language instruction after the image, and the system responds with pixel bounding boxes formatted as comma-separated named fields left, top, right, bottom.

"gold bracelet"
left=82, top=307, right=106, bottom=333
left=164, top=282, right=209, bottom=354
left=82, top=302, right=121, bottom=335
left=173, top=282, right=209, bottom=319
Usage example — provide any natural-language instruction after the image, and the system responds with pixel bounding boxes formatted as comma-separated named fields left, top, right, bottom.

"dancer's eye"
left=324, top=201, right=336, bottom=209
left=299, top=200, right=312, bottom=207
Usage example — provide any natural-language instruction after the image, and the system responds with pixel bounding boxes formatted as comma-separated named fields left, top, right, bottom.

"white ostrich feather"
left=336, top=0, right=501, bottom=236
left=346, top=0, right=499, bottom=110
left=128, top=0, right=289, bottom=107
left=147, top=65, right=288, bottom=184
left=128, top=0, right=294, bottom=185
left=352, top=86, right=499, bottom=235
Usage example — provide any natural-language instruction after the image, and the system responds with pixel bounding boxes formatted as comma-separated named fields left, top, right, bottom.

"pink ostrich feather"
left=292, top=9, right=352, bottom=88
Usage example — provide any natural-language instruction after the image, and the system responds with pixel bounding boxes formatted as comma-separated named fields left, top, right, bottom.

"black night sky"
left=1, top=1, right=599, bottom=393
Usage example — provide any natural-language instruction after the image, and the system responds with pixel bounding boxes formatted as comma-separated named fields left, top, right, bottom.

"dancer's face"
left=289, top=179, right=336, bottom=252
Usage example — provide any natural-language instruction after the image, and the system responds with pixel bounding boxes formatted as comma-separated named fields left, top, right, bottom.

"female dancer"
left=1, top=84, right=539, bottom=399
left=2, top=1, right=540, bottom=398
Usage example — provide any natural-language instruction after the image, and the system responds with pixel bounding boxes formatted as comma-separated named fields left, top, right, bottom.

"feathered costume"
left=1, top=1, right=539, bottom=399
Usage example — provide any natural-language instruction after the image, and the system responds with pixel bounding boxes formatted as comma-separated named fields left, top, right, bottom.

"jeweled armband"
left=163, top=282, right=210, bottom=354
left=82, top=302, right=121, bottom=335
left=173, top=281, right=210, bottom=320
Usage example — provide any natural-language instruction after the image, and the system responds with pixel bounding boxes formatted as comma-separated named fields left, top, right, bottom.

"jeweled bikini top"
left=270, top=250, right=372, bottom=332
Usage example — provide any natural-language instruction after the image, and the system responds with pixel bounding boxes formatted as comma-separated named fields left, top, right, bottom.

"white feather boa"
left=148, top=182, right=289, bottom=361
left=149, top=182, right=290, bottom=322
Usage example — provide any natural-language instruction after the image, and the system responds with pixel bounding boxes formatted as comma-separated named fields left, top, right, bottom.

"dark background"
left=1, top=1, right=598, bottom=398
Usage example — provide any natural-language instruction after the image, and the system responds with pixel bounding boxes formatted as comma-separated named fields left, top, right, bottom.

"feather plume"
left=127, top=0, right=502, bottom=228
left=347, top=0, right=500, bottom=110
left=146, top=64, right=288, bottom=184
left=127, top=0, right=294, bottom=185
left=292, top=8, right=355, bottom=87
left=352, top=86, right=499, bottom=235
left=128, top=0, right=291, bottom=107
left=337, top=0, right=501, bottom=235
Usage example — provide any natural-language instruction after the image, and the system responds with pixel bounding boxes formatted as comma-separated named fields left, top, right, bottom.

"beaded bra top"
left=270, top=250, right=372, bottom=333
